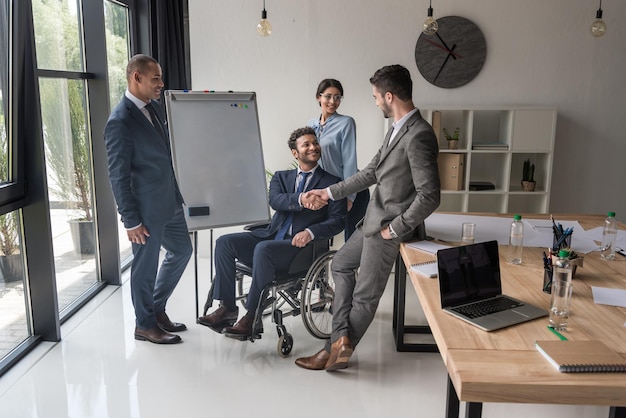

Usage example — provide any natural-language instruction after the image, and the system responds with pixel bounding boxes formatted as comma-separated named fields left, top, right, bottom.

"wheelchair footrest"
left=224, top=332, right=262, bottom=342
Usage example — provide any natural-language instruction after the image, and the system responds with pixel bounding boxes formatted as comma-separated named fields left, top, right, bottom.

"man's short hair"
left=126, top=54, right=159, bottom=81
left=369, top=64, right=413, bottom=101
left=288, top=126, right=317, bottom=150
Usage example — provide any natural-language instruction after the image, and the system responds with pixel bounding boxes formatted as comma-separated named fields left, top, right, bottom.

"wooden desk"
left=396, top=214, right=626, bottom=418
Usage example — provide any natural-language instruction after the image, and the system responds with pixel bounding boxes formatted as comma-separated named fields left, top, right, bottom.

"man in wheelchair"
left=197, top=127, right=346, bottom=337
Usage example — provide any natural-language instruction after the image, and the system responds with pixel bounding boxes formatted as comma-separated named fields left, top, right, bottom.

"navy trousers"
left=212, top=232, right=303, bottom=312
left=130, top=206, right=192, bottom=329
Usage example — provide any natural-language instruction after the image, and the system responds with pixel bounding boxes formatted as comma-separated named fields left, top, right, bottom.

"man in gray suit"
left=104, top=54, right=192, bottom=344
left=296, top=64, right=440, bottom=371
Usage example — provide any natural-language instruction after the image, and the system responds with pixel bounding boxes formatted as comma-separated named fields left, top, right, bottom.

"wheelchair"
left=202, top=233, right=337, bottom=357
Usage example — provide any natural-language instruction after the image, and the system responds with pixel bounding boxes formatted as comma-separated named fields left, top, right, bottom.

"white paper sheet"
left=592, top=286, right=626, bottom=308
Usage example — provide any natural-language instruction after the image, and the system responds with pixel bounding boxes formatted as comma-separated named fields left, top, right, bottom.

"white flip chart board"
left=165, top=91, right=270, bottom=231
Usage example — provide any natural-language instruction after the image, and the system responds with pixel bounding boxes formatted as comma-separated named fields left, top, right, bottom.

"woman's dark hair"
left=315, top=78, right=344, bottom=99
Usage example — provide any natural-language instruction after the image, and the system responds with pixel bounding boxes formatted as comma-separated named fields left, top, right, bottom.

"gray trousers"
left=324, top=225, right=400, bottom=351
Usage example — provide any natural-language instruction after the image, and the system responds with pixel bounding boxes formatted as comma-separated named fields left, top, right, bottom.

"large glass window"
left=32, top=0, right=100, bottom=313
left=104, top=0, right=132, bottom=263
left=0, top=0, right=30, bottom=362
left=104, top=0, right=131, bottom=108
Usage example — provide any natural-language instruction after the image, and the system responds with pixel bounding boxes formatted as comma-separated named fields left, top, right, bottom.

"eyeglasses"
left=319, top=94, right=343, bottom=102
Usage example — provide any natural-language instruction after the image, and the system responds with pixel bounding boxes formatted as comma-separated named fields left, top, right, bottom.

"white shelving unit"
left=421, top=107, right=556, bottom=214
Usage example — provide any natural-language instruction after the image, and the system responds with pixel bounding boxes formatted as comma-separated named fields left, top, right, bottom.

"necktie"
left=275, top=171, right=310, bottom=240
left=145, top=102, right=167, bottom=142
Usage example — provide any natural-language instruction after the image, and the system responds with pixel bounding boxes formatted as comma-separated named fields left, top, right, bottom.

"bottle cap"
left=513, top=214, right=522, bottom=220
left=558, top=249, right=570, bottom=258
left=608, top=211, right=615, bottom=217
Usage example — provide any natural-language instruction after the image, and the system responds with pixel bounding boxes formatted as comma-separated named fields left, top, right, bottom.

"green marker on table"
left=547, top=326, right=568, bottom=341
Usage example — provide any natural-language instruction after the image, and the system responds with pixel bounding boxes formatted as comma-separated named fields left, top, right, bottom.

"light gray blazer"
left=329, top=110, right=440, bottom=241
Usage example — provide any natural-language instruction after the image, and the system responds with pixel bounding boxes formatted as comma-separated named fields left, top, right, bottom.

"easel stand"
left=192, top=229, right=214, bottom=320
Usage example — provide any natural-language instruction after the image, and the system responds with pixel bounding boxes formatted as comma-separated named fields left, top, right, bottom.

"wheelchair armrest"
left=243, top=221, right=271, bottom=231
left=286, top=238, right=330, bottom=275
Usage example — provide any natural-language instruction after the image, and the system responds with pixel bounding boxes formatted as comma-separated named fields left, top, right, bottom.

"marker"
left=547, top=326, right=568, bottom=341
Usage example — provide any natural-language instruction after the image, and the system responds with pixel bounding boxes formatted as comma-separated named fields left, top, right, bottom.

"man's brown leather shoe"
left=197, top=306, right=239, bottom=330
left=223, top=311, right=263, bottom=336
left=134, top=326, right=182, bottom=344
left=156, top=312, right=187, bottom=332
left=325, top=335, right=353, bottom=371
left=295, top=349, right=330, bottom=370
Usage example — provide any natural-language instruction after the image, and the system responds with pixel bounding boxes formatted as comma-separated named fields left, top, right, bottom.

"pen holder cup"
left=543, top=268, right=553, bottom=294
left=552, top=232, right=572, bottom=252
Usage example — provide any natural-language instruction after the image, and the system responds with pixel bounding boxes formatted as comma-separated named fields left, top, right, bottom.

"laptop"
left=436, top=240, right=548, bottom=332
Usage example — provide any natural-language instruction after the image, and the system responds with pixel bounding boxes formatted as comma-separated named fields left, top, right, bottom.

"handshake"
left=301, top=189, right=330, bottom=211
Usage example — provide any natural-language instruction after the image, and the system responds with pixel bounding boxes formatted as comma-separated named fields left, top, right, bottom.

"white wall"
left=187, top=0, right=626, bottom=236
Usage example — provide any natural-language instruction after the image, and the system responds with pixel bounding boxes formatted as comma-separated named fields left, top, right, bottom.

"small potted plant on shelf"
left=521, top=158, right=536, bottom=191
left=442, top=127, right=459, bottom=149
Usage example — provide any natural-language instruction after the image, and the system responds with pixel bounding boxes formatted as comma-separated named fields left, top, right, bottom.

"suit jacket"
left=329, top=110, right=440, bottom=241
left=104, top=97, right=184, bottom=229
left=251, top=167, right=346, bottom=240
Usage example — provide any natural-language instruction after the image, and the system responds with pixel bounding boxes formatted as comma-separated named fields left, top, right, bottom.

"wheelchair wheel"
left=236, top=271, right=252, bottom=309
left=236, top=271, right=285, bottom=314
left=277, top=333, right=293, bottom=357
left=301, top=251, right=336, bottom=339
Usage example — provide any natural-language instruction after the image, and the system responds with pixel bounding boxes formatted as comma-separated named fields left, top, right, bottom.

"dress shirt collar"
left=389, top=108, right=418, bottom=145
left=125, top=90, right=150, bottom=110
left=297, top=165, right=319, bottom=177
left=391, top=108, right=418, bottom=132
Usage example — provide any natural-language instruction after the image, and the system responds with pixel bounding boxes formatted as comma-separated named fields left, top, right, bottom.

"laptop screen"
left=437, top=240, right=502, bottom=308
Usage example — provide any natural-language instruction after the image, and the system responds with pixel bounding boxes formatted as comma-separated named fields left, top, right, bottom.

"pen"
left=547, top=326, right=568, bottom=341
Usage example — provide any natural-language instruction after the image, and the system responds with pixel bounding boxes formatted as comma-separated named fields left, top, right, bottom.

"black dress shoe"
left=223, top=311, right=263, bottom=337
left=156, top=312, right=187, bottom=332
left=197, top=306, right=239, bottom=332
left=134, top=326, right=182, bottom=344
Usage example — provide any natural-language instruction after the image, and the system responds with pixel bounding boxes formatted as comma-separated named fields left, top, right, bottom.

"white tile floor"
left=0, top=257, right=611, bottom=418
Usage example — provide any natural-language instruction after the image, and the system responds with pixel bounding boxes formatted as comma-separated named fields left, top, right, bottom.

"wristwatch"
left=388, top=225, right=398, bottom=239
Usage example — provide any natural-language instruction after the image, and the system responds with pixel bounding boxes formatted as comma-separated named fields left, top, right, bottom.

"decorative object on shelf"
left=422, top=0, right=438, bottom=35
left=257, top=0, right=272, bottom=37
left=521, top=158, right=536, bottom=191
left=442, top=127, right=459, bottom=149
left=415, top=16, right=486, bottom=89
left=590, top=0, right=607, bottom=37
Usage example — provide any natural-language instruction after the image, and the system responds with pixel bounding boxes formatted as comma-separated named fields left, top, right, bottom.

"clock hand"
left=423, top=38, right=461, bottom=59
left=433, top=44, right=457, bottom=83
left=435, top=33, right=457, bottom=56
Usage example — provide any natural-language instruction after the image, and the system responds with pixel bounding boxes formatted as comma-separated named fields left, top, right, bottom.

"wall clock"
left=415, top=16, right=486, bottom=89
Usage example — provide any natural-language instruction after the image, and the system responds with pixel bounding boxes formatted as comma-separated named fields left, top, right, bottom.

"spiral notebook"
left=535, top=340, right=626, bottom=373
left=410, top=260, right=438, bottom=278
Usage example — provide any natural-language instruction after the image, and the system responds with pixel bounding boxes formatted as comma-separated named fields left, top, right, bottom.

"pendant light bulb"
left=590, top=3, right=607, bottom=37
left=257, top=1, right=272, bottom=37
left=422, top=1, right=438, bottom=35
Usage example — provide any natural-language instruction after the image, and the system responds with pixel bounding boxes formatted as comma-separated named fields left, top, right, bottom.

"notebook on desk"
left=436, top=240, right=548, bottom=332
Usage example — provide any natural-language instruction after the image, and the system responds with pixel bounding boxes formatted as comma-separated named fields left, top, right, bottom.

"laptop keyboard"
left=451, top=296, right=523, bottom=319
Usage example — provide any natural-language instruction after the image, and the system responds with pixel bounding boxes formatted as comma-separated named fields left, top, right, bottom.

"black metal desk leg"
left=610, top=407, right=626, bottom=418
left=392, top=254, right=438, bottom=352
left=446, top=375, right=483, bottom=418
left=465, top=402, right=483, bottom=418
left=446, top=376, right=460, bottom=418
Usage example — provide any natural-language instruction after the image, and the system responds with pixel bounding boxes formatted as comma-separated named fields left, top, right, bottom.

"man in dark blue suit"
left=197, top=127, right=346, bottom=337
left=104, top=54, right=192, bottom=344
